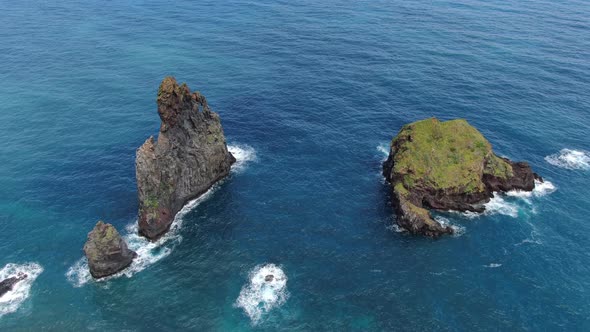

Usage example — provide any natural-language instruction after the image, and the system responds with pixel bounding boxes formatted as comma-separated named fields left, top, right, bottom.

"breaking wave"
left=435, top=216, right=466, bottom=236
left=545, top=149, right=590, bottom=170
left=461, top=180, right=555, bottom=219
left=228, top=144, right=257, bottom=173
left=484, top=263, right=502, bottom=268
left=377, top=143, right=390, bottom=160
left=0, top=263, right=43, bottom=317
left=67, top=144, right=256, bottom=287
left=235, top=264, right=289, bottom=325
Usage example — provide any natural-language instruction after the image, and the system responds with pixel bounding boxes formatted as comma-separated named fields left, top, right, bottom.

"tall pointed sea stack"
left=383, top=118, right=542, bottom=237
left=136, top=77, right=235, bottom=240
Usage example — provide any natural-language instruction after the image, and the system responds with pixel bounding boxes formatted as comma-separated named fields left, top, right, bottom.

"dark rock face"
left=0, top=273, right=27, bottom=297
left=383, top=118, right=541, bottom=237
left=136, top=77, right=235, bottom=240
left=84, top=221, right=137, bottom=279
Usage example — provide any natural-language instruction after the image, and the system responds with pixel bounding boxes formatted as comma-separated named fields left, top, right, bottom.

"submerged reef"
left=383, top=118, right=542, bottom=237
left=136, top=77, right=235, bottom=240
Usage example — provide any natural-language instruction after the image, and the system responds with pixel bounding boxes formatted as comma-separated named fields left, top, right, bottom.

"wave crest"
left=228, top=144, right=257, bottom=173
left=545, top=149, right=590, bottom=170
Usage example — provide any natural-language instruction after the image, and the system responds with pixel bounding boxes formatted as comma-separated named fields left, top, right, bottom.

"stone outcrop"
left=84, top=221, right=136, bottom=278
left=136, top=77, right=235, bottom=240
left=0, top=273, right=27, bottom=297
left=383, top=118, right=542, bottom=237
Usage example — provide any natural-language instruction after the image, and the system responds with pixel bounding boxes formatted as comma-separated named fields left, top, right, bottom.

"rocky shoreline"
left=383, top=118, right=542, bottom=237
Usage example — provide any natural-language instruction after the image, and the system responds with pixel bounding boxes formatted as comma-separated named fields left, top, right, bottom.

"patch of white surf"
left=506, top=180, right=556, bottom=199
left=435, top=216, right=466, bottom=236
left=228, top=144, right=257, bottom=174
left=545, top=149, right=590, bottom=170
left=377, top=143, right=390, bottom=160
left=235, top=264, right=288, bottom=325
left=0, top=263, right=43, bottom=317
left=460, top=180, right=555, bottom=219
left=484, top=263, right=502, bottom=268
left=67, top=144, right=256, bottom=287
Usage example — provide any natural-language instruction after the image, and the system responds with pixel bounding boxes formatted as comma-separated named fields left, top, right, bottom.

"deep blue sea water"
left=1, top=0, right=590, bottom=330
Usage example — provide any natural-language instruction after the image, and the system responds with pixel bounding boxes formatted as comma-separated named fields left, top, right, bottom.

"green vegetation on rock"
left=390, top=118, right=512, bottom=194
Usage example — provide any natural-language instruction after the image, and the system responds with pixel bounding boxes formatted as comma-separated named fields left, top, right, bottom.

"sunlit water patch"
left=235, top=264, right=289, bottom=325
left=67, top=144, right=256, bottom=287
left=0, top=263, right=43, bottom=317
left=545, top=149, right=590, bottom=170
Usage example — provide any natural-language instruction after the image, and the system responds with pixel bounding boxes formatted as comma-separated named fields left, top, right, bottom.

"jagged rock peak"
left=136, top=77, right=235, bottom=240
left=156, top=76, right=212, bottom=132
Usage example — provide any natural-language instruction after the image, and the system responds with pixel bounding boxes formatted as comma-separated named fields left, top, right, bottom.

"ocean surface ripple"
left=0, top=0, right=589, bottom=330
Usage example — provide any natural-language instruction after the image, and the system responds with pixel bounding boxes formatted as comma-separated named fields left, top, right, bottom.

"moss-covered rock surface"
left=383, top=118, right=541, bottom=237
left=83, top=221, right=137, bottom=278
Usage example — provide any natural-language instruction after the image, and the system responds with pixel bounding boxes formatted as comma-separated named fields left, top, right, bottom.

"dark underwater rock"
left=136, top=77, right=235, bottom=240
left=84, top=221, right=137, bottom=278
left=0, top=273, right=27, bottom=297
left=383, top=118, right=541, bottom=237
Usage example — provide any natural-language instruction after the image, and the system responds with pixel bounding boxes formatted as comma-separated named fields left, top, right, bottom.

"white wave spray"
left=434, top=216, right=466, bottom=236
left=235, top=264, right=289, bottom=325
left=228, top=144, right=257, bottom=173
left=67, top=144, right=256, bottom=287
left=0, top=263, right=43, bottom=317
left=377, top=143, right=390, bottom=160
left=545, top=149, right=590, bottom=170
left=460, top=180, right=555, bottom=219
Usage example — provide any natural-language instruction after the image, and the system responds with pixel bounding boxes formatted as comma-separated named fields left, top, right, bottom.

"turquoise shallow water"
left=1, top=0, right=589, bottom=330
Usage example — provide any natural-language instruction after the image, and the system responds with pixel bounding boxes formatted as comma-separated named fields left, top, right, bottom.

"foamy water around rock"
left=66, top=145, right=255, bottom=287
left=0, top=263, right=43, bottom=317
left=235, top=264, right=289, bottom=325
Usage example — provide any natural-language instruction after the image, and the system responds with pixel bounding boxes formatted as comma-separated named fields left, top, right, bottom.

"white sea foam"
left=484, top=263, right=502, bottom=268
left=483, top=195, right=520, bottom=218
left=228, top=144, right=257, bottom=173
left=545, top=149, right=590, bottom=170
left=506, top=180, right=556, bottom=199
left=235, top=264, right=289, bottom=325
left=386, top=223, right=405, bottom=233
left=0, top=263, right=43, bottom=317
left=377, top=143, right=390, bottom=160
left=435, top=216, right=466, bottom=236
left=67, top=144, right=256, bottom=287
left=459, top=180, right=555, bottom=219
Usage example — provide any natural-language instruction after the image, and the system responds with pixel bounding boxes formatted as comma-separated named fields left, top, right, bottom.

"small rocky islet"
left=382, top=118, right=542, bottom=237
left=84, top=221, right=137, bottom=279
left=83, top=77, right=234, bottom=279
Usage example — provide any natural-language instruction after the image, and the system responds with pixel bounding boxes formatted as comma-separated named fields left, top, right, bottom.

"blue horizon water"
left=1, top=0, right=590, bottom=330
